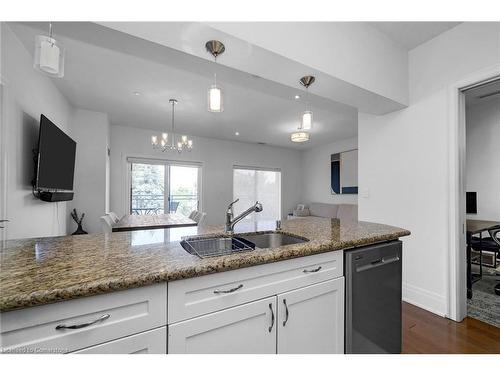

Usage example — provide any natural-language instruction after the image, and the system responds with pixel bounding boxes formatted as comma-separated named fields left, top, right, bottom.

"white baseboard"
left=402, top=282, right=447, bottom=317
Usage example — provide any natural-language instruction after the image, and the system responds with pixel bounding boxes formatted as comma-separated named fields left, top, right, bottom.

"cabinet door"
left=168, top=297, right=277, bottom=354
left=277, top=278, right=344, bottom=354
left=73, top=327, right=166, bottom=354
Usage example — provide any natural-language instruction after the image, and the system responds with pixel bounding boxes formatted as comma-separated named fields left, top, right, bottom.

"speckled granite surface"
left=0, top=218, right=410, bottom=312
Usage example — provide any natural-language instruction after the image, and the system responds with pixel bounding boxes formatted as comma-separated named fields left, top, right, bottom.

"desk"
left=466, top=219, right=500, bottom=299
left=113, top=213, right=197, bottom=232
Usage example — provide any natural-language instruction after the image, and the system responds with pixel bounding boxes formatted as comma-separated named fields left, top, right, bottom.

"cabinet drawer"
left=168, top=250, right=342, bottom=323
left=0, top=283, right=167, bottom=354
left=73, top=327, right=166, bottom=354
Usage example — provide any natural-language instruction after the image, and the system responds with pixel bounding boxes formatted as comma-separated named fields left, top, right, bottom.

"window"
left=233, top=166, right=281, bottom=222
left=129, top=159, right=201, bottom=216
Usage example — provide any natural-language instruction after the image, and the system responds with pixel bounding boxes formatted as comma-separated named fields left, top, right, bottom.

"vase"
left=72, top=224, right=88, bottom=235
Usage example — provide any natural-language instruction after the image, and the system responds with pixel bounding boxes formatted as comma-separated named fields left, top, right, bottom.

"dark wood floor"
left=402, top=302, right=500, bottom=353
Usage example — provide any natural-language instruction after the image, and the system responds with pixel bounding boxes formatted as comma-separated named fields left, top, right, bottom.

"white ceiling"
left=368, top=22, right=462, bottom=50
left=465, top=79, right=500, bottom=107
left=10, top=22, right=358, bottom=150
left=10, top=22, right=462, bottom=150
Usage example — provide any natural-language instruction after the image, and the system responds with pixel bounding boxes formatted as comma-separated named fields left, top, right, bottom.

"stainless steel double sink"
left=181, top=232, right=309, bottom=258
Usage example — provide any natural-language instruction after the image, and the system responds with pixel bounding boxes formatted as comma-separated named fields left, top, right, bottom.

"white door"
left=129, top=161, right=200, bottom=216
left=73, top=327, right=166, bottom=354
left=168, top=297, right=277, bottom=354
left=277, top=278, right=345, bottom=354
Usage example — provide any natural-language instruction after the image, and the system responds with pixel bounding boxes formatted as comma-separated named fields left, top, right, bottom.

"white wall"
left=300, top=137, right=358, bottom=206
left=110, top=125, right=302, bottom=226
left=466, top=97, right=500, bottom=221
left=358, top=22, right=500, bottom=317
left=70, top=109, right=110, bottom=234
left=1, top=23, right=74, bottom=240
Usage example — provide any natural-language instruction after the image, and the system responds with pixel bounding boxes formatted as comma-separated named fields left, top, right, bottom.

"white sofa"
left=292, top=202, right=358, bottom=222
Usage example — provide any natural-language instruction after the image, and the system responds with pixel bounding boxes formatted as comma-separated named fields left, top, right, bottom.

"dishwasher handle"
left=356, top=255, right=400, bottom=273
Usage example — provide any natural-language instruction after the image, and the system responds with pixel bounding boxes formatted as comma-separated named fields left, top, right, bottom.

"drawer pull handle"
left=213, top=284, right=244, bottom=294
left=303, top=266, right=322, bottom=273
left=55, top=314, right=111, bottom=330
left=283, top=299, right=289, bottom=326
left=269, top=303, right=275, bottom=332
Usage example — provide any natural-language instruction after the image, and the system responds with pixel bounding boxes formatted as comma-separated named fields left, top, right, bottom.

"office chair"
left=488, top=228, right=500, bottom=296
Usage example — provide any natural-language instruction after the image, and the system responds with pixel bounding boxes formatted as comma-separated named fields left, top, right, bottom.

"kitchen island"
left=0, top=217, right=410, bottom=354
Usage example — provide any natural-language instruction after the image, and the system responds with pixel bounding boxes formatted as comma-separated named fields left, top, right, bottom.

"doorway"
left=447, top=67, right=500, bottom=324
left=461, top=79, right=500, bottom=328
left=129, top=159, right=201, bottom=217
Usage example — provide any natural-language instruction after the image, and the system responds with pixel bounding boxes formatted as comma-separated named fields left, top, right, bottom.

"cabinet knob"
left=55, top=314, right=111, bottom=330
left=268, top=303, right=275, bottom=332
left=303, top=266, right=322, bottom=273
left=283, top=299, right=289, bottom=326
left=213, top=284, right=243, bottom=294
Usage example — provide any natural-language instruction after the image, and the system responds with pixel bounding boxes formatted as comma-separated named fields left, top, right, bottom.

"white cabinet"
left=277, top=278, right=344, bottom=354
left=1, top=250, right=347, bottom=354
left=168, top=251, right=342, bottom=324
left=168, top=277, right=345, bottom=354
left=73, top=327, right=166, bottom=354
left=168, top=297, right=276, bottom=354
left=0, top=283, right=167, bottom=354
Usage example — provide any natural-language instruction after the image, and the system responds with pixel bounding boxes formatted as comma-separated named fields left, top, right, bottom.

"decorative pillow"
left=293, top=208, right=310, bottom=217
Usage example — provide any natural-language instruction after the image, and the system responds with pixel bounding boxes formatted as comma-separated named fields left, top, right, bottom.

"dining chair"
left=107, top=212, right=120, bottom=224
left=100, top=215, right=114, bottom=233
left=169, top=201, right=180, bottom=213
left=196, top=212, right=207, bottom=226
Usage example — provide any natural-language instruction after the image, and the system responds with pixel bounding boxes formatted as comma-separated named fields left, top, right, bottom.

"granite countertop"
left=0, top=217, right=410, bottom=312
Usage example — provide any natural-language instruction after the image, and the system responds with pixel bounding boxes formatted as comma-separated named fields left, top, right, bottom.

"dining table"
left=466, top=219, right=500, bottom=299
left=112, top=213, right=197, bottom=232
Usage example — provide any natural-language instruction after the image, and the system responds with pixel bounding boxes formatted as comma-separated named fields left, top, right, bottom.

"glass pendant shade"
left=34, top=35, right=65, bottom=77
left=301, top=110, right=313, bottom=130
left=208, top=84, right=223, bottom=112
left=151, top=135, right=158, bottom=146
left=291, top=131, right=310, bottom=143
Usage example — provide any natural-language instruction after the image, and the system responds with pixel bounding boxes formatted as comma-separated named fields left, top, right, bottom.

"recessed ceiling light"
left=235, top=132, right=240, bottom=136
left=294, top=95, right=300, bottom=100
left=133, top=91, right=141, bottom=96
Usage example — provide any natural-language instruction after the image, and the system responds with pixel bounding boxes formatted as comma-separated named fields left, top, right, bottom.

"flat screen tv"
left=466, top=192, right=477, bottom=214
left=36, top=114, right=76, bottom=191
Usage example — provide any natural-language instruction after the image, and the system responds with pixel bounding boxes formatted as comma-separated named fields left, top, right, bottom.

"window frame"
left=126, top=157, right=202, bottom=216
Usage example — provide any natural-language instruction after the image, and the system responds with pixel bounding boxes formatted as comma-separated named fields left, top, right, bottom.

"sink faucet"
left=225, top=199, right=263, bottom=234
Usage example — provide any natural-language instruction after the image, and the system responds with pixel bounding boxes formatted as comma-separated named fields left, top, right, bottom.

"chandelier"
left=151, top=99, right=193, bottom=153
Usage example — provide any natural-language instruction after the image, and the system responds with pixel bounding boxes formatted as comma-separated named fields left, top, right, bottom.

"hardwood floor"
left=402, top=302, right=500, bottom=353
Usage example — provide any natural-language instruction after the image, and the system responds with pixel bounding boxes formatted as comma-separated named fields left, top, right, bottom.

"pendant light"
left=34, top=23, right=65, bottom=78
left=299, top=75, right=315, bottom=130
left=291, top=75, right=315, bottom=143
left=205, top=40, right=225, bottom=112
left=290, top=131, right=310, bottom=143
left=151, top=99, right=193, bottom=153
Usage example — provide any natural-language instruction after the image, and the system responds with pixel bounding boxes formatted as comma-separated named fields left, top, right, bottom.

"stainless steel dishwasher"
left=345, top=241, right=402, bottom=354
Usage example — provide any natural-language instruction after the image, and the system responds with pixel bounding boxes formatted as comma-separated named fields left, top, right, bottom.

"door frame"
left=446, top=64, right=500, bottom=322
left=123, top=155, right=202, bottom=216
left=0, top=74, right=9, bottom=241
